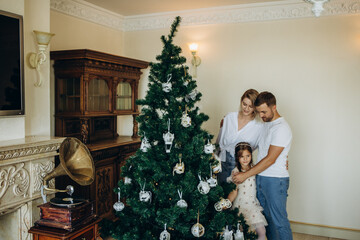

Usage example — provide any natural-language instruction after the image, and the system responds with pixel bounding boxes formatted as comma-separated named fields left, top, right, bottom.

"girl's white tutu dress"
left=227, top=168, right=268, bottom=231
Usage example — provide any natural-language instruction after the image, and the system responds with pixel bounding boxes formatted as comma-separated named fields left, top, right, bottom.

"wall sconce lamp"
left=28, top=30, right=55, bottom=87
left=189, top=43, right=201, bottom=78
left=306, top=0, right=329, bottom=17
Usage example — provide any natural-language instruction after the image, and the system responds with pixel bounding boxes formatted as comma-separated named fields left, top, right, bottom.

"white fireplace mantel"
left=0, top=136, right=65, bottom=240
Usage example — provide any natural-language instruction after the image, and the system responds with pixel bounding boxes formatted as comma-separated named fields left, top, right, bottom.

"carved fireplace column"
left=0, top=136, right=64, bottom=240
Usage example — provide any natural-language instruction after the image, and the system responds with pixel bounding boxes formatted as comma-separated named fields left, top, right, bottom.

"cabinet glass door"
left=58, top=77, right=80, bottom=113
left=88, top=78, right=109, bottom=112
left=116, top=82, right=132, bottom=110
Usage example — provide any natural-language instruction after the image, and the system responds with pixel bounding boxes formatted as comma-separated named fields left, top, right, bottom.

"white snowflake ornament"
left=159, top=223, right=171, bottom=240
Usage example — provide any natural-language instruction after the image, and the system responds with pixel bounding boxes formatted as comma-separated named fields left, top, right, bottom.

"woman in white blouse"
left=217, top=89, right=263, bottom=183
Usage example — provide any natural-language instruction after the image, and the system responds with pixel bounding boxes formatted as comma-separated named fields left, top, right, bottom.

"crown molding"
left=50, top=0, right=360, bottom=32
left=50, top=0, right=124, bottom=31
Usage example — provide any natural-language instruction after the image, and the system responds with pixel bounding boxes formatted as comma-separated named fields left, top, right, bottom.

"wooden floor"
left=104, top=233, right=345, bottom=240
left=293, top=233, right=344, bottom=240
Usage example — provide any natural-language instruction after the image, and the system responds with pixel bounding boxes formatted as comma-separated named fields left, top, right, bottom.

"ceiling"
left=83, top=0, right=282, bottom=16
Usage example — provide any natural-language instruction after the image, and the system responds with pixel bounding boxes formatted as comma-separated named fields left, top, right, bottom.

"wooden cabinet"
left=29, top=217, right=101, bottom=240
left=51, top=49, right=148, bottom=219
left=51, top=49, right=148, bottom=143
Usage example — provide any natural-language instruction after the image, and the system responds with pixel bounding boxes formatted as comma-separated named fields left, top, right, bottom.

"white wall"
left=124, top=14, right=360, bottom=238
left=0, top=0, right=52, bottom=140
left=0, top=0, right=25, bottom=140
left=24, top=0, right=52, bottom=136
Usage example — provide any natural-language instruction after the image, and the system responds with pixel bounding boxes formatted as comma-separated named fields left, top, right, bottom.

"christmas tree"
left=100, top=16, right=257, bottom=240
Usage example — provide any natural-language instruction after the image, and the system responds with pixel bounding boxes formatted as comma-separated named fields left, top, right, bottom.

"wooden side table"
left=29, top=217, right=101, bottom=240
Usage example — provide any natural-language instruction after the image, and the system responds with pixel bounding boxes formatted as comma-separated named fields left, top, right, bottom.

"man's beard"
left=262, top=111, right=274, bottom=122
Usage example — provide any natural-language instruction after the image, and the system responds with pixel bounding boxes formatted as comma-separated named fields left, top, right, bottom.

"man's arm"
left=232, top=145, right=284, bottom=184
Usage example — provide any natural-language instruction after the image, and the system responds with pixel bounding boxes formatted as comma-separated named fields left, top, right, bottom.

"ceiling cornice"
left=50, top=0, right=124, bottom=30
left=50, top=0, right=360, bottom=32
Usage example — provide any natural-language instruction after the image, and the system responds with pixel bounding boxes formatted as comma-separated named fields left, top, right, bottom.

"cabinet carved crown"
left=51, top=49, right=149, bottom=144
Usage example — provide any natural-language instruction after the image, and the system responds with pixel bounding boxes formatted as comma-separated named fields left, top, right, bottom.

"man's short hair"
left=254, top=91, right=276, bottom=107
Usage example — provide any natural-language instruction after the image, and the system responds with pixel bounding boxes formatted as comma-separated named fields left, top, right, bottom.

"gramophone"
left=35, top=137, right=96, bottom=231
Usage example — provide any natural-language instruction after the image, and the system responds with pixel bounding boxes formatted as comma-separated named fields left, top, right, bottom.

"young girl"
left=227, top=142, right=267, bottom=240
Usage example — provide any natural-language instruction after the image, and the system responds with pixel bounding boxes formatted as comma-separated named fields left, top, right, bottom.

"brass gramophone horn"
left=42, top=137, right=95, bottom=199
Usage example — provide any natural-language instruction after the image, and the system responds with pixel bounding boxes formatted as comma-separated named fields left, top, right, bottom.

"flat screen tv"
left=0, top=10, right=24, bottom=116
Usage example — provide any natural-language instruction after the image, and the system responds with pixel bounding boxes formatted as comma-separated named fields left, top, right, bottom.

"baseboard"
left=290, top=221, right=360, bottom=240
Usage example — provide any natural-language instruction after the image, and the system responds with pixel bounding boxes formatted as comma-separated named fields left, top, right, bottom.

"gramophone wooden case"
left=35, top=201, right=94, bottom=231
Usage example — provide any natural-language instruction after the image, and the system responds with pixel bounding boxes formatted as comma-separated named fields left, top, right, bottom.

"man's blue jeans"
left=256, top=175, right=293, bottom=240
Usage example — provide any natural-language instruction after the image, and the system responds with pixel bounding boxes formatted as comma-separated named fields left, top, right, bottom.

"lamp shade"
left=189, top=43, right=198, bottom=52
left=34, top=30, right=55, bottom=45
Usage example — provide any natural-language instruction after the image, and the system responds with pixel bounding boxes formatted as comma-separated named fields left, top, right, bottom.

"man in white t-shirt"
left=233, top=91, right=293, bottom=240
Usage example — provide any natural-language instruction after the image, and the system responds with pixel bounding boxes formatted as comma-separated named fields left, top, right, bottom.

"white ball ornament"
left=181, top=109, right=191, bottom=128
left=176, top=190, right=188, bottom=208
left=191, top=223, right=205, bottom=238
left=159, top=223, right=171, bottom=240
left=207, top=175, right=217, bottom=188
left=197, top=175, right=210, bottom=195
left=191, top=211, right=205, bottom=238
left=113, top=188, right=125, bottom=212
left=204, top=140, right=215, bottom=154
left=139, top=182, right=152, bottom=203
